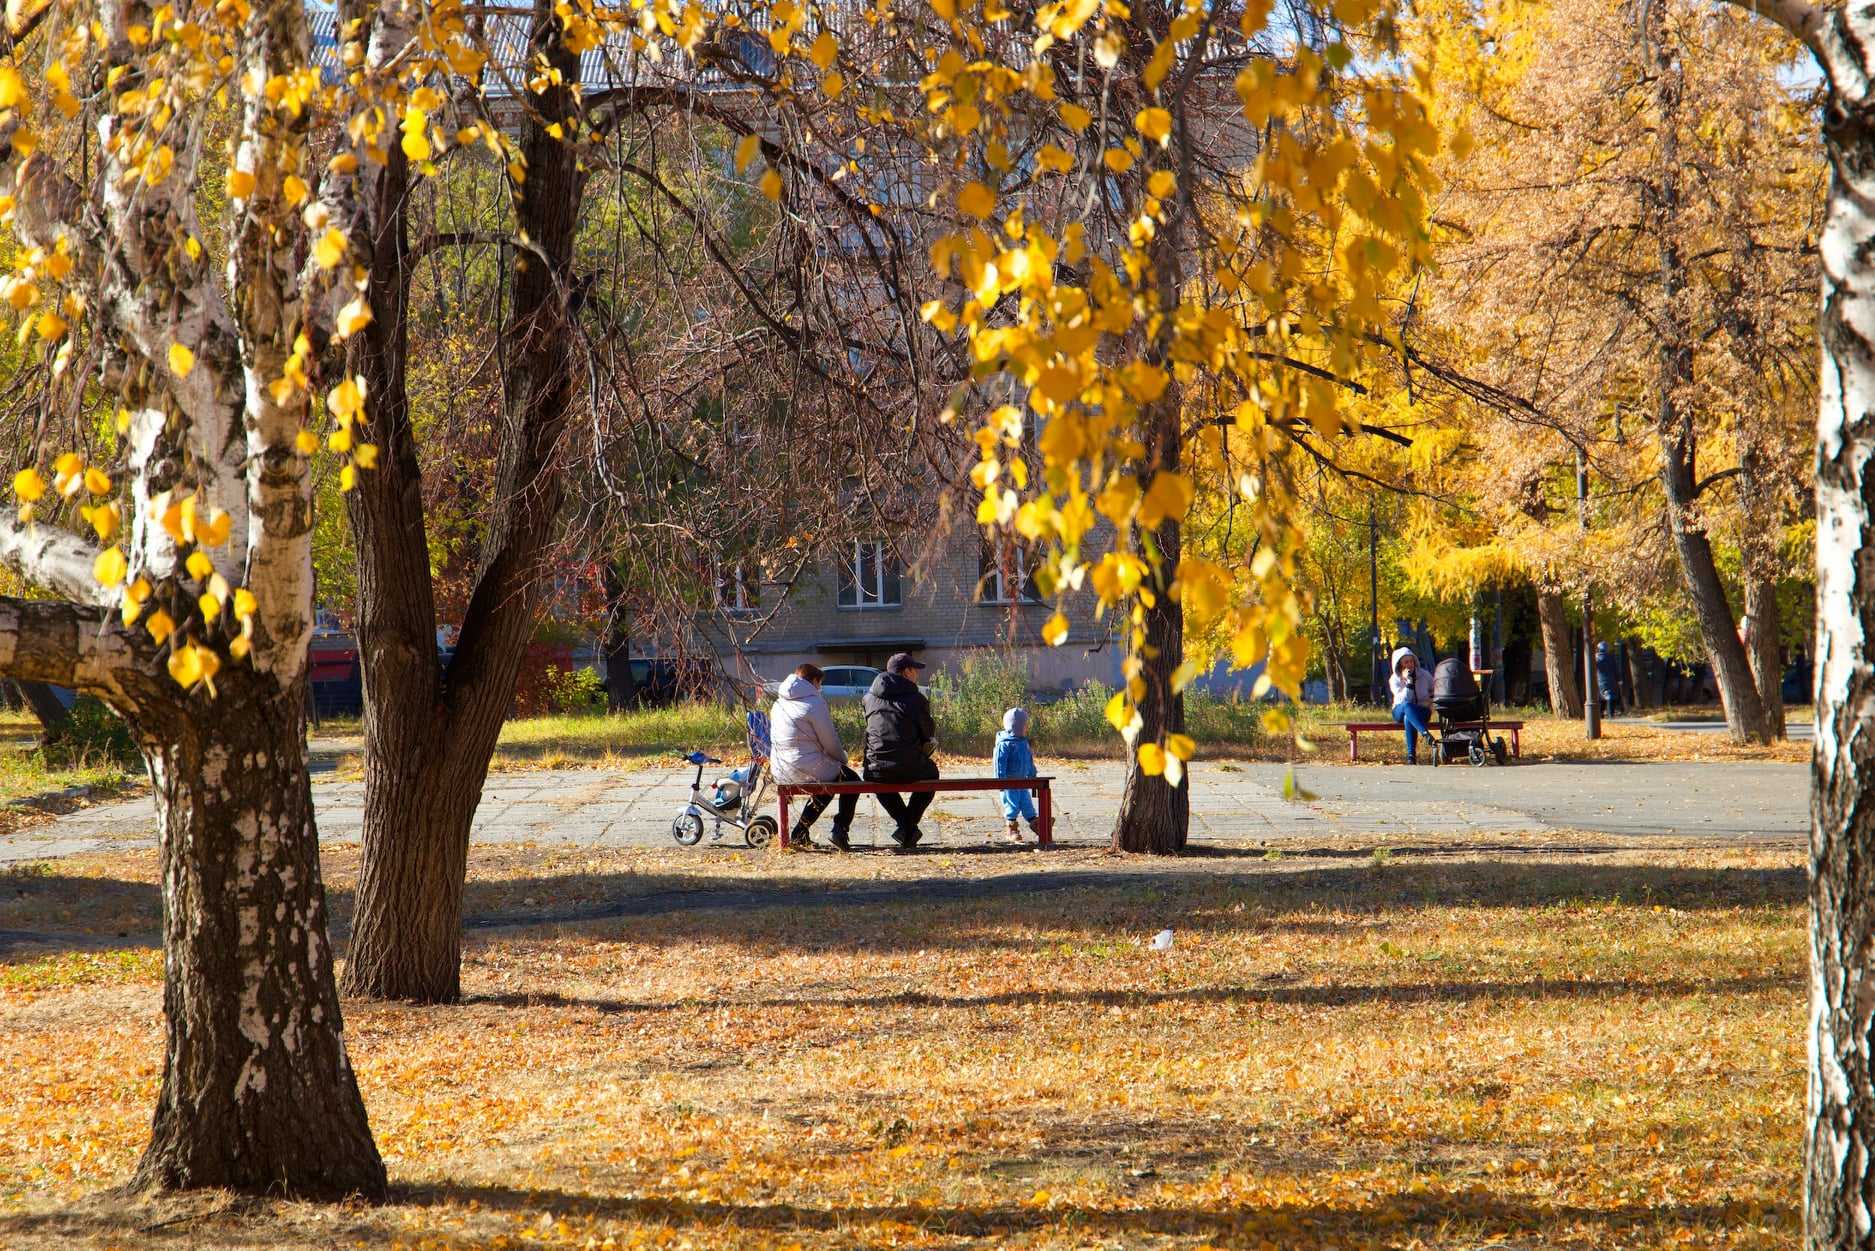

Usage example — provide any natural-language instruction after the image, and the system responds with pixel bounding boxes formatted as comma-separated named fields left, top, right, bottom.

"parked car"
left=761, top=665, right=882, bottom=702
left=620, top=657, right=717, bottom=708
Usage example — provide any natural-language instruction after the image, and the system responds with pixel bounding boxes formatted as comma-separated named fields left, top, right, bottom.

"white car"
left=763, top=665, right=882, bottom=701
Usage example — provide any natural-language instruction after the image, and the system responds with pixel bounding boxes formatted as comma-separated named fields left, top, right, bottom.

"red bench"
left=1342, top=721, right=1524, bottom=762
left=776, top=776, right=1055, bottom=848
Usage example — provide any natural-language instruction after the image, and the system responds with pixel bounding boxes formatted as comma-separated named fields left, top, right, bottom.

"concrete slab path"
left=0, top=752, right=1807, bottom=864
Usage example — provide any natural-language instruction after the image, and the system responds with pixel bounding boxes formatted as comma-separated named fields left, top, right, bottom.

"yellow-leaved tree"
left=914, top=0, right=1448, bottom=848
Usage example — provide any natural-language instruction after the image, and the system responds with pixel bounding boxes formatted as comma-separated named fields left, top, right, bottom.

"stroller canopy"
left=1432, top=658, right=1484, bottom=719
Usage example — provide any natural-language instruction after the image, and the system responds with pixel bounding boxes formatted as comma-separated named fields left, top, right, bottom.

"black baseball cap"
left=886, top=652, right=925, bottom=675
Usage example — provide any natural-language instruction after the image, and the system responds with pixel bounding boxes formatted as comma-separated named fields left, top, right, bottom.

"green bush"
left=43, top=696, right=139, bottom=767
left=541, top=665, right=605, bottom=715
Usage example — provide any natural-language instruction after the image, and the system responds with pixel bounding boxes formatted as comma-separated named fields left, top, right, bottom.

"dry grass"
left=0, top=835, right=1803, bottom=1249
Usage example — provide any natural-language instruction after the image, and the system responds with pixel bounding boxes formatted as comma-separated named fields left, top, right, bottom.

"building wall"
left=702, top=527, right=1122, bottom=693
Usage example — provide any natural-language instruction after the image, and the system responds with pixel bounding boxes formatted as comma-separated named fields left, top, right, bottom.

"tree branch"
left=0, top=519, right=110, bottom=607
left=0, top=596, right=139, bottom=697
left=1692, top=464, right=1745, bottom=498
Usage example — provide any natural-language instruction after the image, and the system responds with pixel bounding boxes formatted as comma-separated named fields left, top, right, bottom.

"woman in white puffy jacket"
left=769, top=664, right=858, bottom=850
left=1388, top=646, right=1434, bottom=764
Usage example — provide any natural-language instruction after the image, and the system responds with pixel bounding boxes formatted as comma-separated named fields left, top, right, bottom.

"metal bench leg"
left=1349, top=732, right=1359, bottom=763
left=1038, top=783, right=1053, bottom=848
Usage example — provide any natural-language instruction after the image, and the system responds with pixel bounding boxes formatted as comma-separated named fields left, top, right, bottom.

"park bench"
left=1341, top=720, right=1524, bottom=762
left=776, top=776, right=1055, bottom=849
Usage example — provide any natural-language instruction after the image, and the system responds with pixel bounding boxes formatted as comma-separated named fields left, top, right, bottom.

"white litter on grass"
left=1151, top=928, right=1174, bottom=951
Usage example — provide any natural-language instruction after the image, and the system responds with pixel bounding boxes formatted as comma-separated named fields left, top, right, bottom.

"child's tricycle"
left=670, top=711, right=778, bottom=848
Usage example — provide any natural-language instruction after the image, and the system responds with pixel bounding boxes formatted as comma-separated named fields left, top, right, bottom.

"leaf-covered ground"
left=0, top=837, right=1802, bottom=1249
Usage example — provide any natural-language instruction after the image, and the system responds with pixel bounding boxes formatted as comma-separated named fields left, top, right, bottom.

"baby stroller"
left=671, top=710, right=779, bottom=847
left=1430, top=657, right=1510, bottom=767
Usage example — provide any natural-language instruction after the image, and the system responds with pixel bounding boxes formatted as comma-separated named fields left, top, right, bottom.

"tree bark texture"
left=1745, top=571, right=1788, bottom=739
left=342, top=0, right=586, bottom=1002
left=129, top=669, right=384, bottom=1197
left=1645, top=20, right=1772, bottom=744
left=1536, top=589, right=1582, bottom=717
left=1806, top=23, right=1875, bottom=1242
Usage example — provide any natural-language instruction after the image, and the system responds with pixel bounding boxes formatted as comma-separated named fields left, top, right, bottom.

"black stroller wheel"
left=745, top=816, right=778, bottom=849
left=1492, top=738, right=1509, bottom=766
left=1468, top=743, right=1487, bottom=767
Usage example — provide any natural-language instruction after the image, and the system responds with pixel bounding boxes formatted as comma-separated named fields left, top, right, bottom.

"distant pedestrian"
left=994, top=707, right=1042, bottom=844
left=1595, top=642, right=1624, bottom=718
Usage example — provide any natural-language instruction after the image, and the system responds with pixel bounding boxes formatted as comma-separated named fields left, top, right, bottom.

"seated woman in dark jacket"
left=863, top=653, right=939, bottom=849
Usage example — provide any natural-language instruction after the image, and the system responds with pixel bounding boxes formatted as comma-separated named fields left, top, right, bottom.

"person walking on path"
left=863, top=653, right=939, bottom=849
left=1594, top=642, right=1625, bottom=718
left=993, top=707, right=1042, bottom=844
left=1389, top=646, right=1433, bottom=764
left=770, top=663, right=857, bottom=851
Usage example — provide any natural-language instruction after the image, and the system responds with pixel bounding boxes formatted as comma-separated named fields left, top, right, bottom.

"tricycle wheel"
left=671, top=812, right=705, bottom=846
left=746, top=816, right=778, bottom=849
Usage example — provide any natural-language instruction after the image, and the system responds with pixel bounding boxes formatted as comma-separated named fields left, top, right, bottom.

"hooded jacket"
left=769, top=673, right=847, bottom=784
left=993, top=711, right=1035, bottom=781
left=1389, top=646, right=1431, bottom=710
left=1594, top=642, right=1623, bottom=697
left=862, top=671, right=935, bottom=776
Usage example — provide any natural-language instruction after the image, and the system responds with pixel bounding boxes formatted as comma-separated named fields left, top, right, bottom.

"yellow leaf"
left=146, top=608, right=175, bottom=645
left=808, top=30, right=836, bottom=68
left=36, top=311, right=66, bottom=340
left=1041, top=611, right=1068, bottom=646
left=1148, top=169, right=1176, bottom=198
left=1102, top=147, right=1134, bottom=173
left=339, top=464, right=357, bottom=491
left=327, top=376, right=366, bottom=422
left=314, top=228, right=348, bottom=270
left=294, top=429, right=318, bottom=455
left=1059, top=103, right=1092, bottom=133
left=1167, top=733, right=1196, bottom=761
left=822, top=71, right=844, bottom=98
left=198, top=592, right=222, bottom=622
left=1138, top=471, right=1193, bottom=528
left=352, top=443, right=378, bottom=470
left=12, top=468, right=44, bottom=502
left=760, top=168, right=783, bottom=201
left=167, top=645, right=202, bottom=689
left=233, top=588, right=257, bottom=619
left=734, top=132, right=762, bottom=174
left=225, top=167, right=256, bottom=199
left=1137, top=742, right=1166, bottom=775
left=283, top=175, right=309, bottom=205
left=185, top=550, right=214, bottom=581
left=957, top=180, right=996, bottom=219
left=197, top=509, right=232, bottom=547
left=92, top=546, right=127, bottom=587
left=167, top=343, right=195, bottom=378
left=229, top=634, right=251, bottom=660
left=335, top=298, right=373, bottom=338
left=1104, top=690, right=1130, bottom=733
left=84, top=467, right=111, bottom=496
left=1135, top=107, right=1172, bottom=144
left=0, top=67, right=23, bottom=109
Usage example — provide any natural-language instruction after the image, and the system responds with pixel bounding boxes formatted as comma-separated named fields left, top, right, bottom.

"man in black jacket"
left=863, top=653, right=939, bottom=848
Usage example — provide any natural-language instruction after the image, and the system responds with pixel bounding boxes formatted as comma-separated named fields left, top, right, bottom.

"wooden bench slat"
left=1338, top=720, right=1524, bottom=763
left=776, top=777, right=1055, bottom=848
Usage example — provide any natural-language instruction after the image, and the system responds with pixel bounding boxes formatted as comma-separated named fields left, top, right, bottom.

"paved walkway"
left=0, top=753, right=1808, bottom=863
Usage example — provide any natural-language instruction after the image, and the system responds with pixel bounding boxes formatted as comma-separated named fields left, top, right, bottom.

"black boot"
left=789, top=825, right=815, bottom=849
left=829, top=826, right=851, bottom=852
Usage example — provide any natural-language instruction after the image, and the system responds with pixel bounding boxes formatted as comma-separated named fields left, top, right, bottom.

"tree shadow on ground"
left=0, top=856, right=1804, bottom=961
left=0, top=1180, right=1793, bottom=1248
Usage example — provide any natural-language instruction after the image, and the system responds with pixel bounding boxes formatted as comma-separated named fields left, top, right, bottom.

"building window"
left=718, top=564, right=759, bottom=617
left=836, top=540, right=902, bottom=609
left=979, top=540, right=1042, bottom=604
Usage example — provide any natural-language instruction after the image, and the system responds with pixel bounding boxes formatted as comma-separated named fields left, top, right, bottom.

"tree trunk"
left=1645, top=18, right=1772, bottom=745
left=1111, top=555, right=1188, bottom=853
left=18, top=680, right=72, bottom=739
left=1806, top=34, right=1875, bottom=1244
left=1537, top=589, right=1582, bottom=717
left=342, top=0, right=585, bottom=1002
left=1745, top=571, right=1788, bottom=739
left=129, top=671, right=384, bottom=1198
left=603, top=564, right=638, bottom=713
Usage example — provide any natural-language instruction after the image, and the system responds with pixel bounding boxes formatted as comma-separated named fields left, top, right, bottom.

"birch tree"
left=0, top=0, right=386, bottom=1195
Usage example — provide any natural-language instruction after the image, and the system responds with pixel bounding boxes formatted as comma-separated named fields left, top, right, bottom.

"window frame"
left=836, top=539, right=903, bottom=610
left=978, top=539, right=1043, bottom=605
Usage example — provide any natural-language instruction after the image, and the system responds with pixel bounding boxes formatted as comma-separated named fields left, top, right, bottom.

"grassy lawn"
left=314, top=701, right=1811, bottom=775
left=0, top=713, right=137, bottom=833
left=0, top=836, right=1802, bottom=1248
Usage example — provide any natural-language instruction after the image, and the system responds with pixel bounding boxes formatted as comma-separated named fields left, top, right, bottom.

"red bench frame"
left=1341, top=721, right=1523, bottom=762
left=776, top=776, right=1054, bottom=848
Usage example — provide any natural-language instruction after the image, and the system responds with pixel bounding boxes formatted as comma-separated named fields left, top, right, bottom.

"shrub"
left=43, top=696, right=139, bottom=767
left=541, top=665, right=605, bottom=715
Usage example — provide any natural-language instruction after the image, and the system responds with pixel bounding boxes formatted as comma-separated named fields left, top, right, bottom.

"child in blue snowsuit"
left=994, top=707, right=1041, bottom=843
